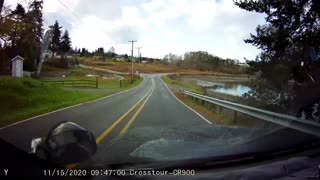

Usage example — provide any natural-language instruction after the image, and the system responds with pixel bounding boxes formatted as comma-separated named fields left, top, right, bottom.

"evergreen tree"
left=60, top=30, right=71, bottom=55
left=235, top=0, right=320, bottom=112
left=25, top=0, right=44, bottom=66
left=49, top=20, right=62, bottom=56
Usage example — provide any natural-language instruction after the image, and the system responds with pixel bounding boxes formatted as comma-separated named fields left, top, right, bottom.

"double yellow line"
left=67, top=79, right=155, bottom=169
left=96, top=78, right=155, bottom=144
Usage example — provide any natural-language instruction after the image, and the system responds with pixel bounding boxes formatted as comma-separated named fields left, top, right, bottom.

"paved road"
left=0, top=74, right=210, bottom=165
left=0, top=74, right=317, bottom=167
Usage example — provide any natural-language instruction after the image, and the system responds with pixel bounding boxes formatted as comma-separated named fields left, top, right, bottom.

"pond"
left=209, top=83, right=251, bottom=96
left=196, top=79, right=251, bottom=96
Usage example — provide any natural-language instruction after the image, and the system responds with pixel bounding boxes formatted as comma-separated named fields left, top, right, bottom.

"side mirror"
left=33, top=122, right=97, bottom=164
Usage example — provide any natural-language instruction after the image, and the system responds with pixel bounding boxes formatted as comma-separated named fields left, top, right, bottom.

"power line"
left=56, top=0, right=84, bottom=23
left=55, top=1, right=138, bottom=60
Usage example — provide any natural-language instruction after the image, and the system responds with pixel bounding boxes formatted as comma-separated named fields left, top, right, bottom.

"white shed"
left=11, top=55, right=24, bottom=77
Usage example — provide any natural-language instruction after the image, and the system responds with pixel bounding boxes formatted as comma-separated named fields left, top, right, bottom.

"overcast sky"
left=6, top=0, right=266, bottom=61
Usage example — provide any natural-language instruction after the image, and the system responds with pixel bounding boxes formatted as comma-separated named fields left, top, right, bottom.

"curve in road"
left=0, top=74, right=212, bottom=166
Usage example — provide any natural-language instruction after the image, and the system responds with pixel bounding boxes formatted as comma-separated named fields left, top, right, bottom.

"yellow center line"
left=66, top=79, right=154, bottom=170
left=95, top=79, right=154, bottom=144
left=119, top=79, right=155, bottom=135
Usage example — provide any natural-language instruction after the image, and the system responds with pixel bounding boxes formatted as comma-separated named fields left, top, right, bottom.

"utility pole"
left=128, top=40, right=137, bottom=84
left=136, top=47, right=143, bottom=74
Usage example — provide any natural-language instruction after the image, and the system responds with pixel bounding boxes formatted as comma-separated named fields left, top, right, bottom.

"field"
left=0, top=76, right=143, bottom=127
left=79, top=58, right=239, bottom=75
left=161, top=75, right=205, bottom=94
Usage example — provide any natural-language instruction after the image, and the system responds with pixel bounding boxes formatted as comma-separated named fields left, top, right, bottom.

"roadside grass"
left=161, top=75, right=205, bottom=94
left=44, top=76, right=142, bottom=91
left=175, top=93, right=236, bottom=125
left=161, top=75, right=259, bottom=127
left=0, top=76, right=143, bottom=127
left=41, top=64, right=115, bottom=77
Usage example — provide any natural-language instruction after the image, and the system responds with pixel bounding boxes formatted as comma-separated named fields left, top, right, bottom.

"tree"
left=106, top=46, right=116, bottom=58
left=24, top=0, right=44, bottom=66
left=235, top=0, right=320, bottom=113
left=108, top=46, right=115, bottom=54
left=49, top=20, right=62, bottom=55
left=124, top=54, right=129, bottom=60
left=0, top=1, right=45, bottom=72
left=60, top=30, right=71, bottom=55
left=1, top=1, right=44, bottom=70
left=8, top=4, right=26, bottom=49
left=0, top=0, right=4, bottom=14
left=163, top=53, right=181, bottom=65
left=80, top=48, right=89, bottom=57
left=95, top=47, right=104, bottom=55
left=234, top=0, right=320, bottom=77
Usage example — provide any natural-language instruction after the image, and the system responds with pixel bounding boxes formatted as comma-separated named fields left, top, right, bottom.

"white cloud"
left=5, top=0, right=266, bottom=61
left=43, top=1, right=61, bottom=13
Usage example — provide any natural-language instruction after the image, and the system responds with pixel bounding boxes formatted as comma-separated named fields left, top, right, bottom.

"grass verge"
left=161, top=75, right=258, bottom=127
left=161, top=75, right=205, bottom=94
left=175, top=93, right=236, bottom=125
left=0, top=76, right=143, bottom=127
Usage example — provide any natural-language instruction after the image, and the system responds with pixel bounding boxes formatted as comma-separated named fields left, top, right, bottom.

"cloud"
left=5, top=0, right=266, bottom=61
left=72, top=0, right=121, bottom=20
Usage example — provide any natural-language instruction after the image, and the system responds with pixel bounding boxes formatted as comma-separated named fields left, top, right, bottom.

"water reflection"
left=209, top=83, right=251, bottom=96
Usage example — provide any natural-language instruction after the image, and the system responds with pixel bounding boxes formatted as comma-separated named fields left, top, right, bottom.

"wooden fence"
left=42, top=78, right=98, bottom=88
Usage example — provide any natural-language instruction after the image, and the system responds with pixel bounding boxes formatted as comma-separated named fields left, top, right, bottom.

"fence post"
left=218, top=106, right=223, bottom=113
left=233, top=111, right=238, bottom=123
left=96, top=77, right=98, bottom=88
left=120, top=80, right=122, bottom=88
left=201, top=99, right=205, bottom=105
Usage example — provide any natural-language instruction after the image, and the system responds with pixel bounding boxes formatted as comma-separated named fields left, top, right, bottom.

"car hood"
left=94, top=124, right=319, bottom=165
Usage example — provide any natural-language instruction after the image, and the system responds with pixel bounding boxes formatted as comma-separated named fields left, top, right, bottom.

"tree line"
left=75, top=46, right=117, bottom=60
left=49, top=20, right=71, bottom=57
left=162, top=51, right=246, bottom=74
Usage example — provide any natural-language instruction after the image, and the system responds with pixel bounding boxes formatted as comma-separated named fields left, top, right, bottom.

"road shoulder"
left=161, top=75, right=247, bottom=126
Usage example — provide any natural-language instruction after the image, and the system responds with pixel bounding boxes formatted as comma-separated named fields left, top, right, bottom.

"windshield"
left=0, top=0, right=320, bottom=171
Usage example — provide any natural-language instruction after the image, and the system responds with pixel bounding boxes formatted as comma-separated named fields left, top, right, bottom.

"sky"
left=5, top=0, right=266, bottom=61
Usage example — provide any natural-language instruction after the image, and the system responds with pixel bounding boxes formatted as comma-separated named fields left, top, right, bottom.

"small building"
left=43, top=50, right=53, bottom=59
left=11, top=55, right=24, bottom=77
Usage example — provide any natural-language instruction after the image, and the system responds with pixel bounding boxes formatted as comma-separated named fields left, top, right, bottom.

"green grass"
left=161, top=75, right=205, bottom=94
left=175, top=93, right=237, bottom=125
left=41, top=64, right=113, bottom=77
left=41, top=65, right=64, bottom=72
left=0, top=76, right=143, bottom=127
left=46, top=76, right=143, bottom=91
left=161, top=75, right=257, bottom=127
